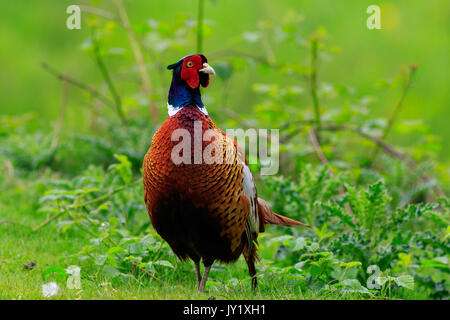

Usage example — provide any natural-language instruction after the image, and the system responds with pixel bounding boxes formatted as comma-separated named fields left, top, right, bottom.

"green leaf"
left=266, top=235, right=294, bottom=247
left=145, top=262, right=156, bottom=273
left=292, top=237, right=306, bottom=251
left=339, top=261, right=362, bottom=268
left=398, top=253, right=412, bottom=268
left=341, top=279, right=371, bottom=294
left=205, top=280, right=219, bottom=288
left=307, top=243, right=320, bottom=252
left=154, top=260, right=174, bottom=269
left=420, top=259, right=448, bottom=269
left=294, top=261, right=307, bottom=271
left=103, top=265, right=120, bottom=278
left=107, top=246, right=127, bottom=255
left=433, top=256, right=448, bottom=265
left=58, top=220, right=77, bottom=233
left=95, top=254, right=108, bottom=266
left=395, top=275, right=414, bottom=290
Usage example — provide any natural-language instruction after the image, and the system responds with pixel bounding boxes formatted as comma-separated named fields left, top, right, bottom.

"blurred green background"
left=1, top=0, right=448, bottom=157
left=0, top=1, right=448, bottom=300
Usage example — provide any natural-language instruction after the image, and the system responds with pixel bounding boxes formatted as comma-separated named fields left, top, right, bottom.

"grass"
left=0, top=224, right=365, bottom=300
left=0, top=174, right=386, bottom=301
left=0, top=231, right=373, bottom=300
left=0, top=0, right=447, bottom=301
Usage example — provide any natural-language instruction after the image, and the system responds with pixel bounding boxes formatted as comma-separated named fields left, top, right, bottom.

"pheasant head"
left=166, top=54, right=216, bottom=116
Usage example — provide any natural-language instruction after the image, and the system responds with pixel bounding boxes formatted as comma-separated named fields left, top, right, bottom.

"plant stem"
left=137, top=265, right=166, bottom=285
left=319, top=124, right=445, bottom=198
left=309, top=128, right=354, bottom=217
left=30, top=179, right=141, bottom=232
left=370, top=64, right=418, bottom=160
left=50, top=80, right=69, bottom=151
left=91, top=28, right=127, bottom=125
left=41, top=62, right=117, bottom=113
left=113, top=0, right=159, bottom=121
left=197, top=0, right=204, bottom=53
left=309, top=38, right=321, bottom=137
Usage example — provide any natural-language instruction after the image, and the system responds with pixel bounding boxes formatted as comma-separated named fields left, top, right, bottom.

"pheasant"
left=143, top=54, right=308, bottom=292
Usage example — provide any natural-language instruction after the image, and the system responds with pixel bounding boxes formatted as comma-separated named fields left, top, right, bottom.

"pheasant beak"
left=199, top=63, right=216, bottom=77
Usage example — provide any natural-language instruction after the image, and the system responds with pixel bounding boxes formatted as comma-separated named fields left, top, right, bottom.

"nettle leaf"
left=292, top=237, right=306, bottom=251
left=376, top=276, right=393, bottom=287
left=66, top=265, right=81, bottom=275
left=127, top=242, right=140, bottom=254
left=108, top=154, right=132, bottom=183
left=138, top=235, right=157, bottom=249
left=227, top=278, right=240, bottom=287
left=123, top=255, right=142, bottom=264
left=341, top=279, right=371, bottom=294
left=145, top=262, right=156, bottom=273
left=340, top=261, right=362, bottom=268
left=108, top=217, right=120, bottom=227
left=90, top=238, right=102, bottom=246
left=420, top=258, right=448, bottom=269
left=95, top=254, right=108, bottom=266
left=266, top=235, right=295, bottom=247
left=103, top=265, right=121, bottom=278
left=205, top=280, right=219, bottom=288
left=107, top=246, right=127, bottom=256
left=395, top=275, right=414, bottom=290
left=445, top=226, right=450, bottom=241
left=154, top=260, right=174, bottom=269
left=294, top=261, right=307, bottom=271
left=307, top=243, right=320, bottom=252
left=433, top=256, right=448, bottom=265
left=58, top=220, right=77, bottom=233
left=398, top=253, right=412, bottom=268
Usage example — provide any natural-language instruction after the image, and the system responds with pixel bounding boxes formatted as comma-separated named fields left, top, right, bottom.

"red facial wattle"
left=180, top=55, right=211, bottom=89
left=181, top=55, right=202, bottom=89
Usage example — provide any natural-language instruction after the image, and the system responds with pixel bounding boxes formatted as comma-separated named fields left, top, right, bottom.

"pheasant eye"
left=186, top=61, right=194, bottom=67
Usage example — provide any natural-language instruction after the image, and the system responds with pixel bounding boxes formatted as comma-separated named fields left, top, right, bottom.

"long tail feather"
left=258, top=198, right=311, bottom=228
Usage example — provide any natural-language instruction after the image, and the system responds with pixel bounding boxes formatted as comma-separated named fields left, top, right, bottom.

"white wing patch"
left=242, top=163, right=259, bottom=249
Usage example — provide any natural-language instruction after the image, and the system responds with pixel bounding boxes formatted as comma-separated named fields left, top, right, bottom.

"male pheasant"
left=143, top=54, right=308, bottom=292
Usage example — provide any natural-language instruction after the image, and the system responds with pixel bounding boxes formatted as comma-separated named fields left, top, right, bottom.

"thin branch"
left=113, top=0, right=158, bottom=121
left=32, top=212, right=64, bottom=232
left=80, top=2, right=164, bottom=115
left=91, top=28, right=127, bottom=125
left=320, top=125, right=445, bottom=198
left=0, top=220, right=31, bottom=229
left=309, top=128, right=354, bottom=216
left=31, top=179, right=141, bottom=232
left=197, top=0, right=205, bottom=53
left=309, top=38, right=321, bottom=138
left=371, top=64, right=418, bottom=160
left=220, top=108, right=255, bottom=128
left=208, top=49, right=277, bottom=67
left=69, top=179, right=141, bottom=210
left=382, top=64, right=418, bottom=141
left=79, top=5, right=117, bottom=21
left=136, top=264, right=166, bottom=285
left=309, top=128, right=330, bottom=167
left=260, top=28, right=276, bottom=65
left=41, top=62, right=117, bottom=112
left=50, top=80, right=69, bottom=151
